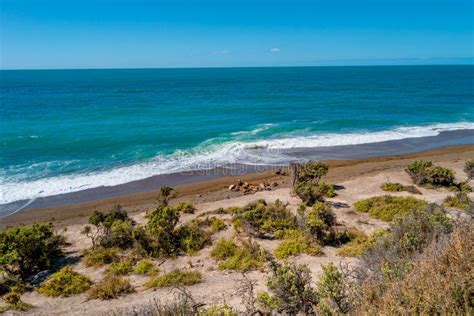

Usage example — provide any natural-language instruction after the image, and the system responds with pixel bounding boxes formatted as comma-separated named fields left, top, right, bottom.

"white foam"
left=1, top=122, right=473, bottom=204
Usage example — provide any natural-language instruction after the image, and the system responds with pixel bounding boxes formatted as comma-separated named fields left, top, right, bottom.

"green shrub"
left=208, top=217, right=226, bottom=233
left=82, top=207, right=135, bottom=249
left=107, top=259, right=133, bottom=276
left=294, top=181, right=336, bottom=205
left=88, top=275, right=134, bottom=300
left=316, top=263, right=351, bottom=314
left=406, top=160, right=455, bottom=187
left=82, top=247, right=119, bottom=267
left=174, top=202, right=196, bottom=214
left=336, top=229, right=369, bottom=257
left=297, top=161, right=329, bottom=183
left=145, top=270, right=202, bottom=288
left=443, top=194, right=470, bottom=210
left=0, top=223, right=65, bottom=281
left=274, top=230, right=322, bottom=259
left=232, top=199, right=297, bottom=237
left=200, top=304, right=238, bottom=316
left=134, top=260, right=157, bottom=275
left=381, top=182, right=405, bottom=192
left=263, top=261, right=318, bottom=314
left=176, top=222, right=211, bottom=254
left=210, top=239, right=238, bottom=261
left=354, top=195, right=428, bottom=221
left=458, top=182, right=472, bottom=193
left=218, top=241, right=268, bottom=272
left=142, top=205, right=180, bottom=257
left=37, top=266, right=91, bottom=297
left=306, top=202, right=337, bottom=243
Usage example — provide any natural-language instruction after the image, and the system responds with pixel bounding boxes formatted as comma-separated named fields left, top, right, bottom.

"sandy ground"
left=1, top=147, right=473, bottom=315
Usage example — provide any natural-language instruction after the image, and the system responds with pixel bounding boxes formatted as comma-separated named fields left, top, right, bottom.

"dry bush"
left=356, top=221, right=473, bottom=314
left=88, top=275, right=134, bottom=300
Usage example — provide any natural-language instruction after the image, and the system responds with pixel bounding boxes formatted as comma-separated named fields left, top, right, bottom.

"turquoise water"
left=1, top=65, right=473, bottom=203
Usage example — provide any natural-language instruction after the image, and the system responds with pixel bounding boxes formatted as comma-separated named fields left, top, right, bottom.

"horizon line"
left=1, top=62, right=474, bottom=71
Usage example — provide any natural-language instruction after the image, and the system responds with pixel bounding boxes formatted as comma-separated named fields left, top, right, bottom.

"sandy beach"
left=0, top=144, right=471, bottom=315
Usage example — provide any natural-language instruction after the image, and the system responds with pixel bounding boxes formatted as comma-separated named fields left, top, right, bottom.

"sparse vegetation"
left=354, top=195, right=428, bottom=221
left=464, top=159, right=474, bottom=180
left=218, top=241, right=268, bottom=272
left=134, top=260, right=157, bottom=275
left=37, top=266, right=91, bottom=297
left=107, top=259, right=133, bottom=276
left=381, top=182, right=422, bottom=194
left=88, top=275, right=134, bottom=300
left=232, top=199, right=297, bottom=237
left=82, top=247, right=119, bottom=267
left=210, top=239, right=238, bottom=261
left=1, top=290, right=33, bottom=312
left=443, top=193, right=470, bottom=210
left=174, top=202, right=196, bottom=214
left=0, top=223, right=65, bottom=281
left=145, top=270, right=202, bottom=288
left=274, top=230, right=322, bottom=259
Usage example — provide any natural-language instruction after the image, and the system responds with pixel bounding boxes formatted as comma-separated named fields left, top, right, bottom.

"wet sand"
left=2, top=143, right=473, bottom=228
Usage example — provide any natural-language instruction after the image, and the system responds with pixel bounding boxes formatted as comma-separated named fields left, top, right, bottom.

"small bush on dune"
left=294, top=181, right=336, bottom=206
left=88, top=275, right=134, bottom=300
left=174, top=202, right=196, bottom=214
left=443, top=193, right=470, bottom=210
left=406, top=160, right=455, bottom=187
left=210, top=239, right=238, bottom=260
left=354, top=195, right=428, bottom=221
left=306, top=202, right=337, bottom=243
left=134, top=260, right=157, bottom=275
left=208, top=217, right=226, bottom=233
left=1, top=291, right=33, bottom=312
left=145, top=270, right=202, bottom=288
left=142, top=205, right=180, bottom=257
left=274, top=230, right=322, bottom=259
left=37, top=266, right=91, bottom=297
left=0, top=223, right=65, bottom=281
left=107, top=259, right=133, bottom=276
left=176, top=222, right=211, bottom=255
left=232, top=199, right=297, bottom=237
left=218, top=241, right=268, bottom=272
left=381, top=182, right=422, bottom=194
left=381, top=182, right=405, bottom=192
left=336, top=228, right=369, bottom=257
left=82, top=207, right=135, bottom=250
left=259, top=261, right=318, bottom=314
left=316, top=263, right=352, bottom=314
left=82, top=247, right=119, bottom=267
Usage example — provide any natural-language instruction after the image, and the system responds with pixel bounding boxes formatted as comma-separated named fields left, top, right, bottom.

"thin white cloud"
left=269, top=48, right=281, bottom=53
left=212, top=50, right=230, bottom=55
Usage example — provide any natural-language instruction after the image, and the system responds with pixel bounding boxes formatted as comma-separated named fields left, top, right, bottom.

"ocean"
left=1, top=65, right=473, bottom=208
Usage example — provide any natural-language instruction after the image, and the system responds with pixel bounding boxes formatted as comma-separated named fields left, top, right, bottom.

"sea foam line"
left=1, top=122, right=473, bottom=205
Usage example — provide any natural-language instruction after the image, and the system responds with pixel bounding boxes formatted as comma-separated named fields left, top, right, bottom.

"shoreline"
left=2, top=143, right=474, bottom=227
left=2, top=129, right=474, bottom=217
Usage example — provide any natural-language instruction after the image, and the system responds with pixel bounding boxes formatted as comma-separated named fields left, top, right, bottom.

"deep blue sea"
left=1, top=65, right=473, bottom=204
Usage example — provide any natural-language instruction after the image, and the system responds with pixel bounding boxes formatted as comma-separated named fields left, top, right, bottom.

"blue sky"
left=1, top=0, right=473, bottom=69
